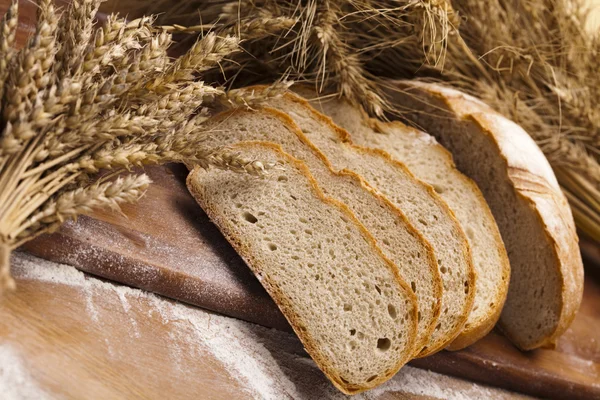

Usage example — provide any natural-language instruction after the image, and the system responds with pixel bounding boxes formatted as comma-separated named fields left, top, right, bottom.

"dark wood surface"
left=24, top=164, right=600, bottom=400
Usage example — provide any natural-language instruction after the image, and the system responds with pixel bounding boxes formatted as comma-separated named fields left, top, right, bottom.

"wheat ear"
left=0, top=0, right=18, bottom=103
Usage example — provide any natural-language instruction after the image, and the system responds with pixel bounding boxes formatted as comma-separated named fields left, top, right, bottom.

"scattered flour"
left=9, top=252, right=529, bottom=399
left=0, top=344, right=50, bottom=400
left=11, top=252, right=301, bottom=399
left=84, top=288, right=100, bottom=323
left=364, top=366, right=498, bottom=400
left=116, top=290, right=141, bottom=338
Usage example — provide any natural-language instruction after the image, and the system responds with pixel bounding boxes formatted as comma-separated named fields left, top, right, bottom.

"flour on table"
left=0, top=344, right=50, bottom=400
left=10, top=252, right=530, bottom=399
left=116, top=290, right=141, bottom=338
left=12, top=252, right=300, bottom=399
left=365, top=366, right=500, bottom=400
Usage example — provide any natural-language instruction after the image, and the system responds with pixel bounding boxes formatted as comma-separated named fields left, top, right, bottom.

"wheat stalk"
left=147, top=32, right=240, bottom=91
left=11, top=174, right=152, bottom=245
left=140, top=0, right=454, bottom=116
left=54, top=0, right=102, bottom=77
left=0, top=0, right=276, bottom=294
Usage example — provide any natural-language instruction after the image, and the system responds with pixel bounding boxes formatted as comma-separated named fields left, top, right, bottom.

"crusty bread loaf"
left=304, top=94, right=510, bottom=350
left=200, top=107, right=442, bottom=355
left=187, top=141, right=418, bottom=394
left=388, top=80, right=584, bottom=350
left=260, top=90, right=475, bottom=357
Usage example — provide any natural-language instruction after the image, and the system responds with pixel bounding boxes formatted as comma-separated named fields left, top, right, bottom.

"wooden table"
left=0, top=1, right=596, bottom=398
left=0, top=252, right=534, bottom=399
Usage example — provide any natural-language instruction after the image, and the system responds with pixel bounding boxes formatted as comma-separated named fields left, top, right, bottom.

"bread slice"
left=187, top=141, right=418, bottom=394
left=387, top=80, right=584, bottom=350
left=259, top=89, right=476, bottom=357
left=200, top=107, right=442, bottom=355
left=304, top=94, right=510, bottom=350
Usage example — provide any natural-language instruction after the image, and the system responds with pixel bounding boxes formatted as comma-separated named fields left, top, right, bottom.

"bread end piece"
left=387, top=80, right=584, bottom=351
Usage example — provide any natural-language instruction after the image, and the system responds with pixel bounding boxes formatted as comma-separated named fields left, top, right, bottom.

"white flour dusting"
left=0, top=344, right=50, bottom=400
left=85, top=288, right=100, bottom=323
left=365, top=366, right=497, bottom=400
left=10, top=252, right=529, bottom=399
left=116, top=290, right=141, bottom=338
left=163, top=297, right=302, bottom=399
left=12, top=252, right=301, bottom=399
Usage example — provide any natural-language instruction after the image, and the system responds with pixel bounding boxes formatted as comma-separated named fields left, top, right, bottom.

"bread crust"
left=206, top=105, right=442, bottom=356
left=187, top=141, right=418, bottom=394
left=251, top=88, right=475, bottom=356
left=397, top=81, right=584, bottom=350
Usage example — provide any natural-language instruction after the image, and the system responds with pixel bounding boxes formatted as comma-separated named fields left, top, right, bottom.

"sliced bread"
left=387, top=80, right=584, bottom=350
left=201, top=107, right=442, bottom=355
left=187, top=141, right=418, bottom=394
left=260, top=89, right=476, bottom=357
left=305, top=94, right=510, bottom=350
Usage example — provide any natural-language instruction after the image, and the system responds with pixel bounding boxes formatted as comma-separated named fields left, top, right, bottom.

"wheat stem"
left=0, top=242, right=15, bottom=294
left=9, top=172, right=82, bottom=238
left=0, top=135, right=44, bottom=218
left=22, top=145, right=91, bottom=178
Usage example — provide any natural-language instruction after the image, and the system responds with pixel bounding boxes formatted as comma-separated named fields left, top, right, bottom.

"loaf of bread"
left=187, top=141, right=418, bottom=393
left=387, top=80, right=584, bottom=350
left=184, top=81, right=584, bottom=394
left=199, top=107, right=442, bottom=355
left=261, top=90, right=475, bottom=356
left=303, top=93, right=510, bottom=350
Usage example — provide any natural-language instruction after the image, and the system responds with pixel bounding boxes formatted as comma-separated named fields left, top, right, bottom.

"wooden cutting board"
left=23, top=164, right=600, bottom=400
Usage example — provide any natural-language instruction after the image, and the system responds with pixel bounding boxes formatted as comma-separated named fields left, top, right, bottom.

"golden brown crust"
left=253, top=88, right=475, bottom=356
left=400, top=81, right=584, bottom=350
left=467, top=114, right=583, bottom=350
left=207, top=102, right=443, bottom=355
left=188, top=141, right=419, bottom=394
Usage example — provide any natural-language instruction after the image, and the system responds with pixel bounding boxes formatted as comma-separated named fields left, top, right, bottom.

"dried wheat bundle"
left=136, top=0, right=600, bottom=241
left=0, top=0, right=279, bottom=293
left=133, top=0, right=454, bottom=117
left=373, top=0, right=600, bottom=240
